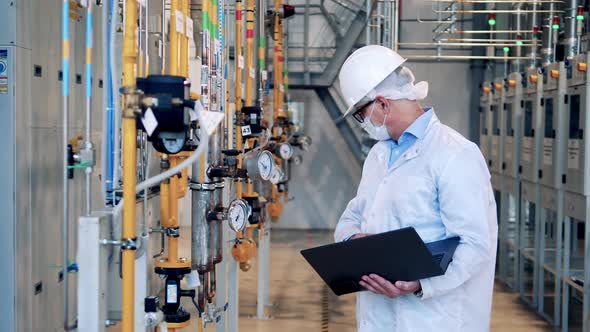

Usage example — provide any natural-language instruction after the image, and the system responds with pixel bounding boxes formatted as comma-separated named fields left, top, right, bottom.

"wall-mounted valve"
left=154, top=266, right=195, bottom=326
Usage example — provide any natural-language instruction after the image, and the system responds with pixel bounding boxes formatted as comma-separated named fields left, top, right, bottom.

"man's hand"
left=359, top=274, right=421, bottom=298
left=350, top=233, right=371, bottom=240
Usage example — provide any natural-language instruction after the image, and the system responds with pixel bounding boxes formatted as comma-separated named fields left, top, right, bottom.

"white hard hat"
left=338, top=45, right=406, bottom=118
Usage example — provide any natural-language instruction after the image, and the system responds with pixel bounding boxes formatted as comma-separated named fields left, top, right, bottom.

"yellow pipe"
left=245, top=0, right=255, bottom=106
left=273, top=0, right=281, bottom=119
left=170, top=0, right=179, bottom=75
left=121, top=0, right=138, bottom=330
left=235, top=0, right=244, bottom=200
left=160, top=181, right=170, bottom=228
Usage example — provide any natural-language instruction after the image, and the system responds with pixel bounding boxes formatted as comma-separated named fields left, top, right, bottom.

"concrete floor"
left=230, top=229, right=554, bottom=332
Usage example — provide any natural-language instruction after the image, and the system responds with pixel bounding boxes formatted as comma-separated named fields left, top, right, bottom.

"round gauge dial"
left=270, top=166, right=285, bottom=185
left=228, top=199, right=251, bottom=232
left=279, top=143, right=294, bottom=160
left=257, top=151, right=275, bottom=181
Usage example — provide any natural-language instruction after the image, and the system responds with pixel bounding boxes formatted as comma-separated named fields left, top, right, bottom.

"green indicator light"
left=577, top=15, right=584, bottom=21
left=503, top=47, right=510, bottom=53
left=516, top=41, right=523, bottom=45
left=552, top=24, right=560, bottom=30
left=488, top=18, right=496, bottom=26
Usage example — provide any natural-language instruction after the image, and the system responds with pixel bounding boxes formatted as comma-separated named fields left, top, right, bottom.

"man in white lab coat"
left=334, top=45, right=498, bottom=331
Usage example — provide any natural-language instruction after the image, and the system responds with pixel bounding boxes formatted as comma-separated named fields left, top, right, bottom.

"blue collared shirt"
left=387, top=108, right=433, bottom=168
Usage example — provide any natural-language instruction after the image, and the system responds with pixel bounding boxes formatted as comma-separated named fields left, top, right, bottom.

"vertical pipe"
left=303, top=0, right=309, bottom=84
left=235, top=0, right=244, bottom=200
left=102, top=0, right=110, bottom=204
left=245, top=0, right=255, bottom=106
left=541, top=1, right=557, bottom=64
left=528, top=0, right=539, bottom=68
left=171, top=0, right=180, bottom=75
left=112, top=0, right=121, bottom=194
left=121, top=0, right=139, bottom=331
left=85, top=1, right=94, bottom=215
left=564, top=0, right=580, bottom=59
left=510, top=3, right=523, bottom=73
left=366, top=0, right=371, bottom=45
left=162, top=0, right=167, bottom=73
left=62, top=0, right=71, bottom=329
left=181, top=0, right=189, bottom=77
left=257, top=0, right=265, bottom=108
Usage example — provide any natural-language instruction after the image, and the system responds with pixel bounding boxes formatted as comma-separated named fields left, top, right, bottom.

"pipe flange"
left=215, top=181, right=225, bottom=189
left=121, top=238, right=138, bottom=250
left=165, top=227, right=180, bottom=238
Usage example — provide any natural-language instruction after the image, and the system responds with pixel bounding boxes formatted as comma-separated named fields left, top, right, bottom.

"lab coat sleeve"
left=334, top=194, right=364, bottom=242
left=419, top=144, right=494, bottom=300
left=334, top=153, right=372, bottom=243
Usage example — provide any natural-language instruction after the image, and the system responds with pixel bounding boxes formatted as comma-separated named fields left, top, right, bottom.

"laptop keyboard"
left=433, top=253, right=444, bottom=265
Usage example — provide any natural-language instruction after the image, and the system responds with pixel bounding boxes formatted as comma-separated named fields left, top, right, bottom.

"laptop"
left=300, top=227, right=460, bottom=296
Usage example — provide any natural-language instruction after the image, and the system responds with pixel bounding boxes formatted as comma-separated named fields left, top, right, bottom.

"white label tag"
left=568, top=139, right=580, bottom=169
left=238, top=56, right=244, bottom=69
left=491, top=138, right=498, bottom=157
left=261, top=70, right=268, bottom=81
left=249, top=67, right=256, bottom=78
left=175, top=11, right=184, bottom=33
left=543, top=138, right=553, bottom=165
left=167, top=284, right=178, bottom=304
left=280, top=84, right=284, bottom=92
left=504, top=137, right=513, bottom=161
left=141, top=108, right=158, bottom=137
left=241, top=125, right=252, bottom=136
left=185, top=270, right=201, bottom=289
left=138, top=0, right=146, bottom=7
left=186, top=17, right=194, bottom=37
left=198, top=110, right=225, bottom=135
left=215, top=40, right=221, bottom=53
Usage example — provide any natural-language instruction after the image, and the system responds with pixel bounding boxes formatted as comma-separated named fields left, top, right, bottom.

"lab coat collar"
left=375, top=110, right=440, bottom=171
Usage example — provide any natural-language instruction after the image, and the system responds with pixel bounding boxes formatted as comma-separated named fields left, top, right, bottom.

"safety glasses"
left=352, top=100, right=375, bottom=123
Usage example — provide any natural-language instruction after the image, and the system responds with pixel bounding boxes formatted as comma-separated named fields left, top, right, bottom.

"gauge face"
left=270, top=166, right=284, bottom=185
left=279, top=143, right=294, bottom=160
left=228, top=199, right=250, bottom=232
left=257, top=151, right=275, bottom=180
left=293, top=155, right=303, bottom=166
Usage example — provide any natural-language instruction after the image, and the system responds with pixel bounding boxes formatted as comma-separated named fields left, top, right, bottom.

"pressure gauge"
left=257, top=151, right=275, bottom=180
left=279, top=143, right=294, bottom=160
left=244, top=150, right=275, bottom=181
left=228, top=199, right=251, bottom=232
left=270, top=166, right=285, bottom=185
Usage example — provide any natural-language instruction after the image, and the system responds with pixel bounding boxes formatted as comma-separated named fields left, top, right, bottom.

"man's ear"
left=376, top=96, right=389, bottom=113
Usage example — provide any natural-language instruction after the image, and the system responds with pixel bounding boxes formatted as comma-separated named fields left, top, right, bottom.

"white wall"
left=274, top=89, right=362, bottom=229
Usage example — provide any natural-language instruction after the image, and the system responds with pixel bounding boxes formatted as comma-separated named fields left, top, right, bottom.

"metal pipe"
left=366, top=0, right=371, bottom=44
left=304, top=0, right=310, bottom=84
left=434, top=9, right=563, bottom=13
left=393, top=0, right=399, bottom=51
left=162, top=0, right=166, bottom=73
left=402, top=54, right=540, bottom=60
left=121, top=0, right=139, bottom=330
left=511, top=2, right=524, bottom=72
left=398, top=42, right=533, bottom=46
left=245, top=0, right=255, bottom=106
left=564, top=0, right=580, bottom=59
left=527, top=0, right=540, bottom=68
left=111, top=0, right=121, bottom=198
left=427, top=0, right=563, bottom=2
left=442, top=29, right=535, bottom=34
left=61, top=0, right=74, bottom=329
left=235, top=0, right=244, bottom=201
left=540, top=0, right=558, bottom=63
left=85, top=1, right=94, bottom=215
left=101, top=0, right=110, bottom=205
left=442, top=37, right=534, bottom=42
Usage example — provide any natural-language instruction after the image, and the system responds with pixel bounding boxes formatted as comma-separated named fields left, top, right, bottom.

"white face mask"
left=360, top=101, right=390, bottom=141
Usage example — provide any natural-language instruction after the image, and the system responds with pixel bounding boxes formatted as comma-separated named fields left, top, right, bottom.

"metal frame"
left=518, top=66, right=544, bottom=309
left=538, top=61, right=567, bottom=327
left=561, top=52, right=590, bottom=332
